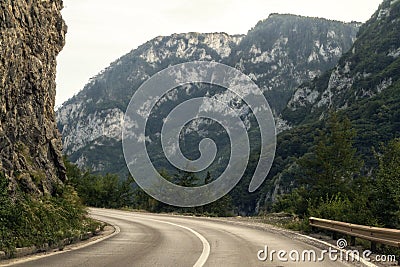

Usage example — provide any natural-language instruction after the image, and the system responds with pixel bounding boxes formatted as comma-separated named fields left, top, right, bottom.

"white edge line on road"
left=137, top=217, right=211, bottom=267
left=1, top=223, right=121, bottom=267
left=293, top=232, right=378, bottom=267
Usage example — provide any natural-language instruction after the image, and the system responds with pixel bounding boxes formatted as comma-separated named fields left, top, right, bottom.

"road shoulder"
left=0, top=223, right=118, bottom=267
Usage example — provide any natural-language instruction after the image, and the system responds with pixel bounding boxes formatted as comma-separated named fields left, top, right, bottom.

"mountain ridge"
left=57, top=13, right=359, bottom=176
left=261, top=0, right=400, bottom=210
left=283, top=0, right=400, bottom=125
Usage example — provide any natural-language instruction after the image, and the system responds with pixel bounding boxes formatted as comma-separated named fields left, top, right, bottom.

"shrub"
left=0, top=173, right=100, bottom=256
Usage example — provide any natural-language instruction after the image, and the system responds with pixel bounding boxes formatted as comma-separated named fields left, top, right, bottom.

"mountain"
left=57, top=15, right=359, bottom=175
left=230, top=14, right=360, bottom=114
left=0, top=0, right=67, bottom=195
left=57, top=32, right=245, bottom=174
left=283, top=0, right=400, bottom=125
left=260, top=0, right=400, bottom=208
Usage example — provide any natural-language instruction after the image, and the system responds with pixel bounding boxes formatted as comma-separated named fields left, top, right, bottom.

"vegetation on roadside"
left=65, top=159, right=136, bottom=209
left=0, top=174, right=101, bottom=256
left=272, top=113, right=400, bottom=231
left=65, top=159, right=234, bottom=217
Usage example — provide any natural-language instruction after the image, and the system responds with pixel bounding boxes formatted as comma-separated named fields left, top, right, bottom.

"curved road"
left=7, top=208, right=350, bottom=267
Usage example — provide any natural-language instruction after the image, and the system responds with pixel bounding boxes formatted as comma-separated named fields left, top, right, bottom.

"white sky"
left=55, top=0, right=383, bottom=107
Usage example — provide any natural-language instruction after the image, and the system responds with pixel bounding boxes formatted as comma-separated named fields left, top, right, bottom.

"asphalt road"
left=7, top=208, right=351, bottom=267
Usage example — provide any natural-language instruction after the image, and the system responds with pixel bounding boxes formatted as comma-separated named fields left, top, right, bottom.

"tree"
left=274, top=112, right=372, bottom=222
left=371, top=139, right=400, bottom=228
left=174, top=170, right=199, bottom=187
left=132, top=169, right=174, bottom=212
left=205, top=171, right=212, bottom=184
left=298, top=112, right=363, bottom=201
left=64, top=157, right=136, bottom=208
left=201, top=172, right=234, bottom=216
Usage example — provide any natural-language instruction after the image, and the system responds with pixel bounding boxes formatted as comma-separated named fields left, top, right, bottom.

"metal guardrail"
left=309, top=217, right=400, bottom=248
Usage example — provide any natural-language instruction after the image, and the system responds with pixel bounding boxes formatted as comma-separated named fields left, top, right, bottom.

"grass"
left=0, top=174, right=102, bottom=258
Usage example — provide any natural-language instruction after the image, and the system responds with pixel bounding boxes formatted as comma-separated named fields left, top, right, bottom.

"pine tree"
left=174, top=170, right=199, bottom=187
left=205, top=171, right=212, bottom=184
left=298, top=112, right=363, bottom=201
left=372, top=138, right=400, bottom=228
left=201, top=172, right=234, bottom=216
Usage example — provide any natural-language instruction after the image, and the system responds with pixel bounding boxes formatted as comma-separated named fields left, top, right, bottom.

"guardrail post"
left=371, top=241, right=377, bottom=251
left=309, top=218, right=317, bottom=233
left=332, top=232, right=338, bottom=240
left=350, top=236, right=356, bottom=246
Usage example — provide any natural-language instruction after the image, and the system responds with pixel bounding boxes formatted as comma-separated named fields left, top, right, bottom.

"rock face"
left=283, top=0, right=400, bottom=125
left=0, top=0, right=67, bottom=195
left=230, top=14, right=360, bottom=114
left=57, top=15, right=359, bottom=174
left=262, top=0, right=400, bottom=208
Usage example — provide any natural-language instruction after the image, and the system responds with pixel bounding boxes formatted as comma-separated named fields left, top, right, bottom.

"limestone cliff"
left=57, top=16, right=359, bottom=174
left=283, top=0, right=400, bottom=125
left=0, top=0, right=67, bottom=195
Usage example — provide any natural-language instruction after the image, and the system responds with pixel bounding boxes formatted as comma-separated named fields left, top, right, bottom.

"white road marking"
left=133, top=216, right=211, bottom=267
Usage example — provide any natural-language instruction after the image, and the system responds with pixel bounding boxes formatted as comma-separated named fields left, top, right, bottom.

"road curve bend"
left=5, top=208, right=351, bottom=267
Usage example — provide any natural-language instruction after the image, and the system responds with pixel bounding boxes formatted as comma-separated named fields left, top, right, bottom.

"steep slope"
left=0, top=0, right=67, bottom=195
left=0, top=1, right=102, bottom=255
left=262, top=0, right=400, bottom=208
left=57, top=32, right=244, bottom=173
left=283, top=0, right=400, bottom=125
left=57, top=15, right=359, bottom=174
left=231, top=14, right=359, bottom=114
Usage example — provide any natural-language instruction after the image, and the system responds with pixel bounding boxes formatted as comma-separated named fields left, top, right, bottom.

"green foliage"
left=284, top=219, right=311, bottom=232
left=272, top=187, right=308, bottom=216
left=132, top=186, right=164, bottom=212
left=129, top=170, right=234, bottom=216
left=130, top=169, right=171, bottom=212
left=65, top=157, right=135, bottom=209
left=173, top=170, right=199, bottom=187
left=72, top=164, right=235, bottom=216
left=274, top=119, right=400, bottom=229
left=370, top=139, right=400, bottom=228
left=273, top=113, right=380, bottom=226
left=200, top=172, right=234, bottom=217
left=298, top=113, right=363, bottom=200
left=308, top=194, right=352, bottom=221
left=307, top=183, right=378, bottom=227
left=273, top=82, right=400, bottom=211
left=200, top=195, right=234, bottom=217
left=283, top=0, right=400, bottom=127
left=0, top=173, right=99, bottom=255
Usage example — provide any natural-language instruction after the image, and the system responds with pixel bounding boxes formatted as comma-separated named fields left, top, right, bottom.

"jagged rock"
left=57, top=15, right=359, bottom=174
left=0, top=0, right=67, bottom=196
left=283, top=0, right=400, bottom=125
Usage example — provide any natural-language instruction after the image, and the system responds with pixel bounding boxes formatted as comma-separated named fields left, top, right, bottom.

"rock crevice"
left=0, top=0, right=67, bottom=195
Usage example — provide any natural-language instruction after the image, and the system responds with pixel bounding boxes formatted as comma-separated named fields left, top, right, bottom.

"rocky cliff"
left=263, top=0, right=400, bottom=208
left=57, top=15, right=359, bottom=174
left=0, top=0, right=67, bottom=196
left=283, top=0, right=400, bottom=125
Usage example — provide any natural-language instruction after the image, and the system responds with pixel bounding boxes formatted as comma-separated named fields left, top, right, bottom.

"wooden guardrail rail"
left=309, top=217, right=400, bottom=248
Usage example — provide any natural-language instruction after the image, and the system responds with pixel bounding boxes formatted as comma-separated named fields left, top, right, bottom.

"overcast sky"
left=55, top=0, right=383, bottom=107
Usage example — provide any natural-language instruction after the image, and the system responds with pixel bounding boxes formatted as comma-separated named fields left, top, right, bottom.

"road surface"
left=7, top=208, right=351, bottom=267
